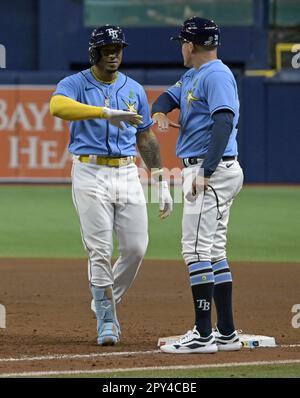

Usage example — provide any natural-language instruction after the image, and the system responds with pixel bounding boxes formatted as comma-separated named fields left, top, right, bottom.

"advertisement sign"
left=0, top=86, right=181, bottom=182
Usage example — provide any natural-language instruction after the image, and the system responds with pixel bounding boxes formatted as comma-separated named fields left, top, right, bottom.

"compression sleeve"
left=50, top=95, right=106, bottom=121
left=202, top=110, right=234, bottom=178
left=152, top=92, right=179, bottom=115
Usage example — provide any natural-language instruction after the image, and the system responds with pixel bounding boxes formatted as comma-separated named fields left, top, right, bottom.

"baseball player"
left=50, top=25, right=173, bottom=346
left=152, top=17, right=244, bottom=354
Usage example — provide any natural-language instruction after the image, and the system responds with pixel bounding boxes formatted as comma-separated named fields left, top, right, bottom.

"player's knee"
left=90, top=251, right=111, bottom=267
left=135, top=239, right=148, bottom=259
left=124, top=236, right=148, bottom=260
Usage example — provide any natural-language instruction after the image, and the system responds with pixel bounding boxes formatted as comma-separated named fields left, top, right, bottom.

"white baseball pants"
left=71, top=158, right=148, bottom=302
left=182, top=159, right=243, bottom=265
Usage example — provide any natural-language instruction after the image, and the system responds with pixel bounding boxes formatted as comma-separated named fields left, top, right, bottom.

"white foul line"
left=0, top=343, right=299, bottom=364
left=0, top=349, right=160, bottom=363
left=1, top=359, right=300, bottom=378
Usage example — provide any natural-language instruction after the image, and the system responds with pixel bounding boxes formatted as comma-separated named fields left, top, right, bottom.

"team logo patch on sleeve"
left=174, top=80, right=183, bottom=88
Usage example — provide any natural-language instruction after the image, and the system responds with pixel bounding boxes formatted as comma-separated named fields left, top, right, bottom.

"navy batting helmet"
left=89, top=25, right=128, bottom=65
left=171, top=17, right=220, bottom=47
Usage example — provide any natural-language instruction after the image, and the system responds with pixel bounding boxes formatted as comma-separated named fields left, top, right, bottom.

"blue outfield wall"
left=238, top=76, right=300, bottom=183
left=265, top=81, right=300, bottom=183
left=239, top=77, right=267, bottom=183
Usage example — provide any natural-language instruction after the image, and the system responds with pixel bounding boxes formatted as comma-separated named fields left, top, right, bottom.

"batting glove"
left=159, top=180, right=173, bottom=219
left=102, top=107, right=143, bottom=130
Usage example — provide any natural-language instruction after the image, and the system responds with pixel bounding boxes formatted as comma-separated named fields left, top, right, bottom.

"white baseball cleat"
left=160, top=326, right=218, bottom=354
left=214, top=328, right=242, bottom=351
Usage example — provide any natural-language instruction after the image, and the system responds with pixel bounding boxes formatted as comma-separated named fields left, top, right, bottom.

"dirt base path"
left=0, top=259, right=299, bottom=374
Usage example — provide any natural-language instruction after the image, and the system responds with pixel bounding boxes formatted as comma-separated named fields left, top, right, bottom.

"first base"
left=158, top=333, right=277, bottom=348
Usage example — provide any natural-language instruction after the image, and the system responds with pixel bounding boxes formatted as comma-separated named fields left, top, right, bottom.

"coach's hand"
left=152, top=112, right=180, bottom=132
left=192, top=175, right=209, bottom=195
left=159, top=180, right=173, bottom=219
left=103, top=107, right=143, bottom=129
left=185, top=176, right=209, bottom=202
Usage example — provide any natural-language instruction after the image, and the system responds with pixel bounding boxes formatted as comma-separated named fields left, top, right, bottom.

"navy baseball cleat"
left=97, top=322, right=119, bottom=346
left=160, top=326, right=218, bottom=354
left=214, top=328, right=242, bottom=351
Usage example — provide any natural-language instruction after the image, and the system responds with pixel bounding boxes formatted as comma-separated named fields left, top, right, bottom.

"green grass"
left=0, top=185, right=299, bottom=261
left=42, top=363, right=300, bottom=378
left=227, top=187, right=300, bottom=262
left=0, top=186, right=84, bottom=258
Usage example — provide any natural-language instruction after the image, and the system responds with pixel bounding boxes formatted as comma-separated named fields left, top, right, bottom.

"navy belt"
left=183, top=156, right=236, bottom=167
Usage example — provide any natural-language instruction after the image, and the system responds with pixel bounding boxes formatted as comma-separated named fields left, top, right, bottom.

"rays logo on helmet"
left=170, top=17, right=220, bottom=47
left=107, top=28, right=119, bottom=39
left=88, top=25, right=128, bottom=65
left=204, top=34, right=219, bottom=46
left=204, top=36, right=214, bottom=46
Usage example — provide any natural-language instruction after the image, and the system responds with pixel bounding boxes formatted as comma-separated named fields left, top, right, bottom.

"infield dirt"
left=0, top=259, right=299, bottom=374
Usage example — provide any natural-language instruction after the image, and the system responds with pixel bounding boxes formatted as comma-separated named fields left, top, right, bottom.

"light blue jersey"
left=53, top=69, right=153, bottom=156
left=167, top=59, right=239, bottom=158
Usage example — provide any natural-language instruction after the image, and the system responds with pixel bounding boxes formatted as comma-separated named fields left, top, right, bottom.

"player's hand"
left=185, top=175, right=209, bottom=202
left=158, top=180, right=173, bottom=219
left=152, top=112, right=180, bottom=132
left=102, top=107, right=143, bottom=130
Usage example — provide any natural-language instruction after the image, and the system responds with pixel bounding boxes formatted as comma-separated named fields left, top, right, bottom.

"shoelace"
left=178, top=326, right=199, bottom=343
left=178, top=330, right=194, bottom=343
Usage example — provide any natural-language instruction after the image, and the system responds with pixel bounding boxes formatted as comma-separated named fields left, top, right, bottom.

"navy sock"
left=188, top=261, right=214, bottom=337
left=212, top=259, right=235, bottom=335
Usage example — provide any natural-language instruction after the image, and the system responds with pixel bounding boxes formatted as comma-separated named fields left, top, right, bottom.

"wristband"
left=151, top=168, right=164, bottom=182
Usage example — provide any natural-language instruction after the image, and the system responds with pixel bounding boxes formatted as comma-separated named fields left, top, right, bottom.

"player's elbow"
left=49, top=95, right=68, bottom=119
left=49, top=96, right=60, bottom=117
